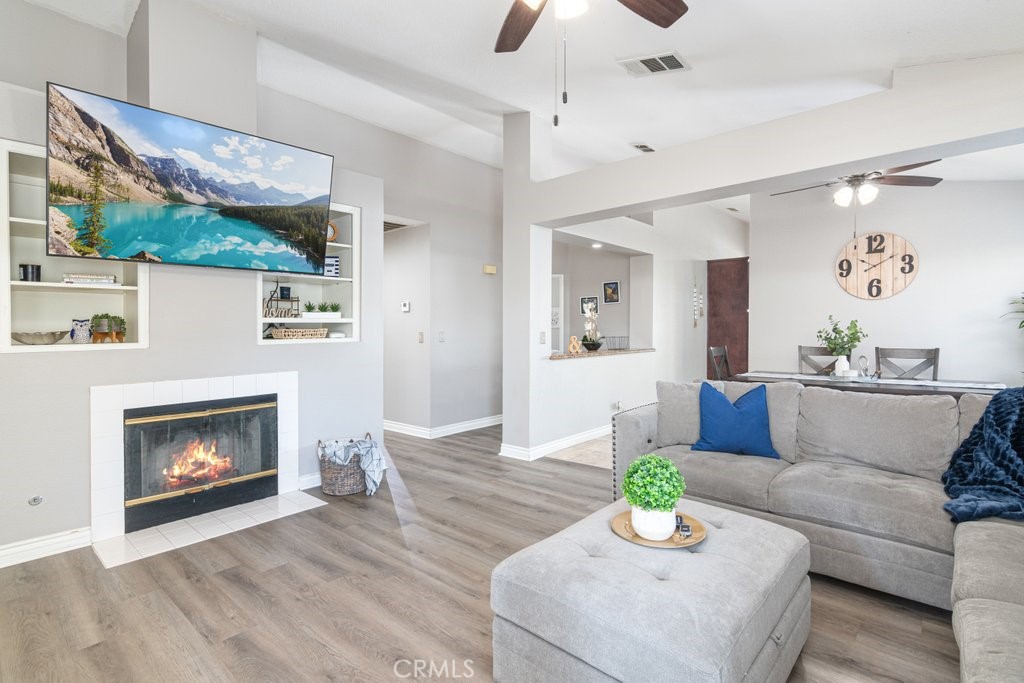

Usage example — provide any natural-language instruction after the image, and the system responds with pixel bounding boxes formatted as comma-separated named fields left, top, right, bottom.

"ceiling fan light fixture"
left=554, top=0, right=589, bottom=19
left=833, top=185, right=854, bottom=208
left=857, top=182, right=879, bottom=205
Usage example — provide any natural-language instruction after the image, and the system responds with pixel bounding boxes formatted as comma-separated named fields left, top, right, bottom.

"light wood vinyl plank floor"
left=0, top=425, right=958, bottom=682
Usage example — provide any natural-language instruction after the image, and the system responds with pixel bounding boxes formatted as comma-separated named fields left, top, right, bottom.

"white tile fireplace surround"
left=89, top=371, right=324, bottom=568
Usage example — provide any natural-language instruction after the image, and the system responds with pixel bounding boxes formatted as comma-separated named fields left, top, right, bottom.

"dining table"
left=732, top=371, right=1008, bottom=399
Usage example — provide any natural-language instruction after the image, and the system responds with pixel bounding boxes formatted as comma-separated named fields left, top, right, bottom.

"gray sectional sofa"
left=951, top=519, right=1024, bottom=681
left=614, top=380, right=1024, bottom=679
left=613, top=381, right=992, bottom=610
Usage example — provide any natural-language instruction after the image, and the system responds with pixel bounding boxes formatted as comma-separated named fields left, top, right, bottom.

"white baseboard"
left=384, top=415, right=502, bottom=440
left=383, top=420, right=432, bottom=439
left=500, top=424, right=612, bottom=461
left=298, top=471, right=322, bottom=490
left=0, top=527, right=91, bottom=569
left=498, top=443, right=542, bottom=461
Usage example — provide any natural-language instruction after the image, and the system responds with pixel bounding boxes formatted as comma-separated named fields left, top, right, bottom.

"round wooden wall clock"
left=834, top=231, right=918, bottom=300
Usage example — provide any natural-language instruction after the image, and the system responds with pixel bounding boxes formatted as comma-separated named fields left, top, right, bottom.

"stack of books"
left=62, top=273, right=118, bottom=285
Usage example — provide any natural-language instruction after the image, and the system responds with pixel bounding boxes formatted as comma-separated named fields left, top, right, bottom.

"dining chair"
left=708, top=346, right=732, bottom=380
left=798, top=345, right=839, bottom=375
left=875, top=347, right=940, bottom=380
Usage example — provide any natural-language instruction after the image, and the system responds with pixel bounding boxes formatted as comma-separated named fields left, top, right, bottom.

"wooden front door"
left=707, top=257, right=749, bottom=378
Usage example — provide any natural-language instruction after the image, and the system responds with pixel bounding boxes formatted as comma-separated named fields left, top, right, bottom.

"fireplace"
left=123, top=394, right=278, bottom=532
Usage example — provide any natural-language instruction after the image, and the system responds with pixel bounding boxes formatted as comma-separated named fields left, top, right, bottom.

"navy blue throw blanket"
left=942, top=387, right=1024, bottom=523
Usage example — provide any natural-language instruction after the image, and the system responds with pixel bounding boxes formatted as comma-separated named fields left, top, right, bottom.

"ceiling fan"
left=495, top=0, right=689, bottom=53
left=771, top=160, right=943, bottom=207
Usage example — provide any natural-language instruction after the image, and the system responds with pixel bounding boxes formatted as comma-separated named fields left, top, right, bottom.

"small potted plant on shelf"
left=90, top=313, right=110, bottom=334
left=109, top=315, right=127, bottom=342
left=621, top=454, right=686, bottom=541
left=816, top=315, right=867, bottom=374
left=303, top=301, right=342, bottom=320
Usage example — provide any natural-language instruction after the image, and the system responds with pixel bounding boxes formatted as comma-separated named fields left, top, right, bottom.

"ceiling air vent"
left=632, top=143, right=656, bottom=153
left=383, top=221, right=407, bottom=232
left=618, top=51, right=692, bottom=77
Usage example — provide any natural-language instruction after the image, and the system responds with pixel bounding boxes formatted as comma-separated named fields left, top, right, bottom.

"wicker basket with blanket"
left=317, top=435, right=369, bottom=495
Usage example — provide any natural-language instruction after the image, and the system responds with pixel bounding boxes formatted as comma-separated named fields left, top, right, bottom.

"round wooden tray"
left=610, top=510, right=707, bottom=549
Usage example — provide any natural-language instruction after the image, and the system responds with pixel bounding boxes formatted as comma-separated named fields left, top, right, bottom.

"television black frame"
left=45, top=81, right=336, bottom=277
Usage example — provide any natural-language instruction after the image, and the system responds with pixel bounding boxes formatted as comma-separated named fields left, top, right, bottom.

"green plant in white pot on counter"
left=816, top=315, right=867, bottom=374
left=622, top=454, right=686, bottom=541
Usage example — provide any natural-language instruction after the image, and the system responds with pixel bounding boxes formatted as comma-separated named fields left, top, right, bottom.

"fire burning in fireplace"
left=162, top=438, right=236, bottom=490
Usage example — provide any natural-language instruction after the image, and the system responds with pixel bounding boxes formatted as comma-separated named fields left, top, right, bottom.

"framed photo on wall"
left=580, top=296, right=599, bottom=315
left=603, top=281, right=620, bottom=304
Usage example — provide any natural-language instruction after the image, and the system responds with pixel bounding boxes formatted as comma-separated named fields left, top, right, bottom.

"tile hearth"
left=89, top=371, right=308, bottom=569
left=92, top=490, right=325, bottom=568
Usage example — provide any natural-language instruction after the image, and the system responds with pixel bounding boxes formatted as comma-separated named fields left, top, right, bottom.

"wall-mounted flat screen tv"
left=46, top=83, right=334, bottom=275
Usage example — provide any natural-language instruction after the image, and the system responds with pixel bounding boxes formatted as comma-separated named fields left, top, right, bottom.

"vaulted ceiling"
left=26, top=0, right=1024, bottom=180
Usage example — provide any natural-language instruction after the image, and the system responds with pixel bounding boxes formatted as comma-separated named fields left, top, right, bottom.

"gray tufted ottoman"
left=491, top=498, right=811, bottom=683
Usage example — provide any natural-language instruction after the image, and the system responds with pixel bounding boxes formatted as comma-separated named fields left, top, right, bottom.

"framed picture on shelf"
left=580, top=296, right=599, bottom=315
left=603, top=281, right=620, bottom=304
left=324, top=255, right=340, bottom=278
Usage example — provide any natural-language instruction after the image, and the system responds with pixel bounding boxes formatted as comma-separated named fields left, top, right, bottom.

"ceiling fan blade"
left=882, top=159, right=941, bottom=175
left=769, top=182, right=836, bottom=197
left=616, top=0, right=689, bottom=28
left=875, top=175, right=943, bottom=187
left=495, top=0, right=547, bottom=53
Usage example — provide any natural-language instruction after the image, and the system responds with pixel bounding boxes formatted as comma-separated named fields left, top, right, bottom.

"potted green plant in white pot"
left=816, top=315, right=867, bottom=375
left=621, top=454, right=686, bottom=541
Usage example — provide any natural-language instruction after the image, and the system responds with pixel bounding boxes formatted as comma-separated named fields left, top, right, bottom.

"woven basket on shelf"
left=317, top=436, right=368, bottom=496
left=270, top=327, right=329, bottom=340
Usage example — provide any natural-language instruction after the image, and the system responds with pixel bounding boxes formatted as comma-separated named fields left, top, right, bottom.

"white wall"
left=552, top=241, right=631, bottom=342
left=0, top=0, right=125, bottom=146
left=523, top=207, right=748, bottom=451
left=749, top=182, right=1024, bottom=386
left=383, top=225, right=431, bottom=426
left=257, top=88, right=503, bottom=431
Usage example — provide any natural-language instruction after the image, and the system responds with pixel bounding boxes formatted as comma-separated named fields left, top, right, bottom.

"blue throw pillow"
left=692, top=383, right=779, bottom=459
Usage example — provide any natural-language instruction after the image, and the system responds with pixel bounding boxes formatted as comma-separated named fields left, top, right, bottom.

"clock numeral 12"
left=900, top=253, right=915, bottom=274
left=866, top=234, right=886, bottom=254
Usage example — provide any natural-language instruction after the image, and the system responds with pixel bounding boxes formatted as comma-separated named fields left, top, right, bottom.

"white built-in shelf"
left=257, top=336, right=356, bottom=346
left=9, top=341, right=147, bottom=353
left=11, top=281, right=138, bottom=293
left=259, top=317, right=354, bottom=324
left=264, top=271, right=352, bottom=284
left=255, top=201, right=361, bottom=346
left=1, top=138, right=150, bottom=353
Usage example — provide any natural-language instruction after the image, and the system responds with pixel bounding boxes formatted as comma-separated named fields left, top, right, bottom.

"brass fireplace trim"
left=123, top=468, right=278, bottom=508
left=123, top=401, right=277, bottom=426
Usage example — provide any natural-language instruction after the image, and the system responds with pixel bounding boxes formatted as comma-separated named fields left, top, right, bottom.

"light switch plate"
left=401, top=301, right=411, bottom=312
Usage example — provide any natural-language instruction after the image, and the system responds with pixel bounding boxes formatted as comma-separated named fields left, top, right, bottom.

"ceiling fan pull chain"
left=562, top=24, right=568, bottom=104
left=553, top=18, right=560, bottom=126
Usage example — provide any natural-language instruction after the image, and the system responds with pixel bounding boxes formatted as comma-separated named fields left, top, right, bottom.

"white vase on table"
left=834, top=355, right=850, bottom=374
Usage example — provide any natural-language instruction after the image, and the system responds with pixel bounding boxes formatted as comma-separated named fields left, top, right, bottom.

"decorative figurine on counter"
left=567, top=335, right=583, bottom=355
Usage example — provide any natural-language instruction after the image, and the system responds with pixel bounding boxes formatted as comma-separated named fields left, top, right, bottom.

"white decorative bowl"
left=11, top=330, right=69, bottom=345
